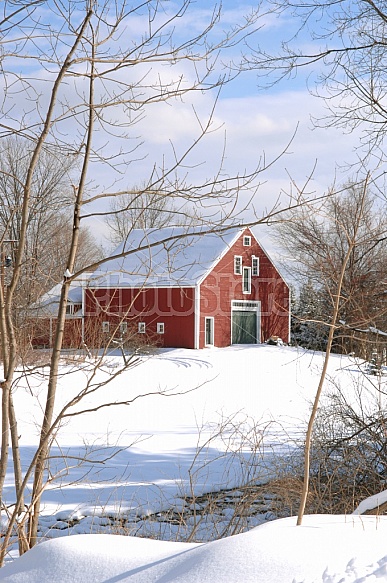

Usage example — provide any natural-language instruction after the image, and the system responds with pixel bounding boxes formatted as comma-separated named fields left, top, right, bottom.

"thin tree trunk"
left=0, top=7, right=94, bottom=556
left=297, top=178, right=369, bottom=525
left=0, top=273, right=10, bottom=495
left=8, top=392, right=27, bottom=555
left=28, top=23, right=95, bottom=547
left=0, top=381, right=9, bottom=497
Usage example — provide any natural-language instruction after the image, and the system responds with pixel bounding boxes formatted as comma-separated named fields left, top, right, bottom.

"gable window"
left=252, top=256, right=259, bottom=276
left=157, top=322, right=165, bottom=334
left=102, top=321, right=110, bottom=333
left=243, top=235, right=251, bottom=246
left=243, top=267, right=251, bottom=294
left=138, top=322, right=146, bottom=334
left=234, top=255, right=242, bottom=275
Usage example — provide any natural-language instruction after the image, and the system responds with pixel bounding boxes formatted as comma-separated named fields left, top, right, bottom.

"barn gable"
left=197, top=228, right=289, bottom=348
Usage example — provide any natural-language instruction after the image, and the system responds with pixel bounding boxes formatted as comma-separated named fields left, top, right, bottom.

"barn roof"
left=30, top=273, right=92, bottom=317
left=89, top=227, right=244, bottom=288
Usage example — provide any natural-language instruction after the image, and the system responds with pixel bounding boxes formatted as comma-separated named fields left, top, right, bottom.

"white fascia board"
left=81, top=285, right=85, bottom=343
left=86, top=284, right=197, bottom=290
left=194, top=285, right=200, bottom=349
left=196, top=228, right=244, bottom=286
left=287, top=285, right=292, bottom=344
left=249, top=230, right=291, bottom=289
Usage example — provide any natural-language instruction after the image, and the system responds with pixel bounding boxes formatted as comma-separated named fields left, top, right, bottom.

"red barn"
left=85, top=227, right=290, bottom=349
left=29, top=274, right=90, bottom=348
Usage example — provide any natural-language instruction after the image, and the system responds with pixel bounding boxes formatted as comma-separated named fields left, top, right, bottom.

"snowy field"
left=2, top=344, right=387, bottom=582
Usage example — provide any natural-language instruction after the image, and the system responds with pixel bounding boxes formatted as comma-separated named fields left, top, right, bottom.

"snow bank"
left=2, top=515, right=387, bottom=583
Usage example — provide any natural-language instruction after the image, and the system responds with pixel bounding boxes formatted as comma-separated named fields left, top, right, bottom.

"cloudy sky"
left=3, top=1, right=367, bottom=248
left=82, top=1, right=365, bottom=242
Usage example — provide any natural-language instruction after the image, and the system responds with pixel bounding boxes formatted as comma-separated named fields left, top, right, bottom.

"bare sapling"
left=297, top=176, right=370, bottom=525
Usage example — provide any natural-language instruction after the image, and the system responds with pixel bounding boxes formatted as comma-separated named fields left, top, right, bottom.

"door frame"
left=204, top=316, right=214, bottom=346
left=231, top=300, right=261, bottom=344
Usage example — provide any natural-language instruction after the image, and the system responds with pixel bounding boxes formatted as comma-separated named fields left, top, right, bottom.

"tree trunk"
left=297, top=178, right=369, bottom=525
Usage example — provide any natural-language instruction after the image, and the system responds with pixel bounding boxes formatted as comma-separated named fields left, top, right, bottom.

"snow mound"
left=2, top=515, right=387, bottom=583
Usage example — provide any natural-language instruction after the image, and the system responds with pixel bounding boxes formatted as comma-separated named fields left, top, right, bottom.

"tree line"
left=281, top=183, right=387, bottom=361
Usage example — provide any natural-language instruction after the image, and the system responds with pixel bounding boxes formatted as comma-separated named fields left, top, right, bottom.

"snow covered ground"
left=3, top=515, right=387, bottom=582
left=2, top=345, right=387, bottom=581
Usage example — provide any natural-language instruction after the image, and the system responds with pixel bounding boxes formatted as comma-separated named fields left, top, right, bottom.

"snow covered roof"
left=30, top=273, right=92, bottom=317
left=89, top=227, right=244, bottom=288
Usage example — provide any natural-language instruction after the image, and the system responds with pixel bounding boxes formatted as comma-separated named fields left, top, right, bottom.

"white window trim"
left=243, top=235, right=251, bottom=246
left=252, top=255, right=259, bottom=276
left=120, top=321, right=128, bottom=334
left=102, top=321, right=110, bottom=333
left=157, top=322, right=165, bottom=334
left=138, top=322, right=146, bottom=334
left=242, top=266, right=251, bottom=294
left=231, top=300, right=260, bottom=311
left=204, top=317, right=214, bottom=346
left=234, top=255, right=242, bottom=275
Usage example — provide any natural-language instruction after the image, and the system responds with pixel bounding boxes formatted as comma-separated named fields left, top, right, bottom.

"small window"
left=205, top=317, right=214, bottom=346
left=138, top=322, right=146, bottom=334
left=252, top=256, right=259, bottom=276
left=120, top=321, right=128, bottom=334
left=234, top=255, right=242, bottom=275
left=102, top=321, right=110, bottom=333
left=243, top=267, right=251, bottom=294
left=157, top=322, right=165, bottom=334
left=243, top=235, right=251, bottom=246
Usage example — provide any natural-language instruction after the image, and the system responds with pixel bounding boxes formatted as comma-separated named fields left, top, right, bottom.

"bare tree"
left=105, top=187, right=196, bottom=246
left=297, top=176, right=370, bottom=525
left=247, top=0, right=387, bottom=159
left=277, top=182, right=387, bottom=357
left=0, top=0, right=323, bottom=560
left=0, top=0, right=264, bottom=559
left=0, top=138, right=102, bottom=306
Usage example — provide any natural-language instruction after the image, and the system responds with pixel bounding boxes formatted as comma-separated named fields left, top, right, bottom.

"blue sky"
left=2, top=0, right=365, bottom=247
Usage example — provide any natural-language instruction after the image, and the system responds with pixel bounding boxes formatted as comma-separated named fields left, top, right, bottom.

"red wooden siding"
left=85, top=287, right=196, bottom=349
left=199, top=229, right=289, bottom=348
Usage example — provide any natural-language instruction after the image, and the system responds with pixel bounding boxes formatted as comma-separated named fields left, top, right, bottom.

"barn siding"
left=199, top=229, right=289, bottom=347
left=85, top=287, right=196, bottom=349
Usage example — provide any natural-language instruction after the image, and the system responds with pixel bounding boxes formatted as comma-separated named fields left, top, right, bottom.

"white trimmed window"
left=157, top=322, right=165, bottom=334
left=243, top=235, right=251, bottom=246
left=252, top=256, right=259, bottom=276
left=205, top=317, right=214, bottom=346
left=66, top=303, right=82, bottom=316
left=234, top=255, right=242, bottom=275
left=243, top=267, right=251, bottom=294
left=102, top=321, right=110, bottom=333
left=120, top=321, right=128, bottom=334
left=138, top=322, right=146, bottom=334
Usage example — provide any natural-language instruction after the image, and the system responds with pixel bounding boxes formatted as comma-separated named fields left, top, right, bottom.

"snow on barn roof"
left=89, top=227, right=244, bottom=288
left=30, top=273, right=92, bottom=317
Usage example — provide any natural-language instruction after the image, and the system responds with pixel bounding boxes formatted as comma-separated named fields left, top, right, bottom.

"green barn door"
left=232, top=311, right=257, bottom=344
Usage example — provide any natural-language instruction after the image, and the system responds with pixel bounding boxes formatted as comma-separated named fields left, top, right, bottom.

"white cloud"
left=0, top=0, right=369, bottom=233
